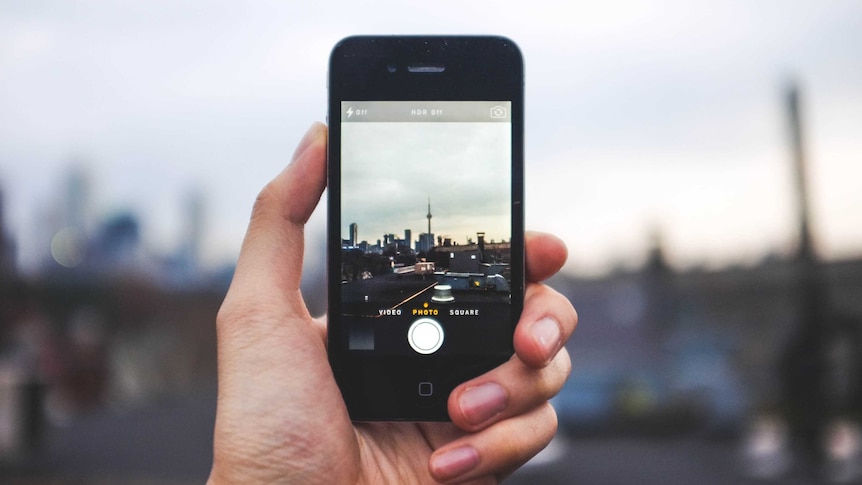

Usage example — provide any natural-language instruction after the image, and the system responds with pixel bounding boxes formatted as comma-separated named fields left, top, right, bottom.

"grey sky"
left=1, top=1, right=861, bottom=275
left=342, top=122, right=511, bottom=245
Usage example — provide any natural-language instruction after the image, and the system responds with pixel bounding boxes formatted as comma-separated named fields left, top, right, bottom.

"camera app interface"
left=340, top=101, right=513, bottom=356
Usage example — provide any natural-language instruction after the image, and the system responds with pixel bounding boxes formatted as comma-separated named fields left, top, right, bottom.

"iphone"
left=327, top=36, right=524, bottom=420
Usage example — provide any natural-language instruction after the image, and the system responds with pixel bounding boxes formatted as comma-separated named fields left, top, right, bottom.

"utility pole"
left=788, top=85, right=815, bottom=264
left=781, top=81, right=829, bottom=466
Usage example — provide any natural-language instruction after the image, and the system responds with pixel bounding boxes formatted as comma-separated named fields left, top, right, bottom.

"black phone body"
left=327, top=36, right=524, bottom=421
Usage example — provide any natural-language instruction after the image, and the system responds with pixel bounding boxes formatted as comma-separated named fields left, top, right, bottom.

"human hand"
left=208, top=122, right=577, bottom=484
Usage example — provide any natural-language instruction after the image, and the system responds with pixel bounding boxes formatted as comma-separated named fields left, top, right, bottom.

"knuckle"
left=250, top=182, right=279, bottom=223
left=536, top=349, right=571, bottom=400
left=543, top=402, right=559, bottom=437
left=531, top=348, right=572, bottom=401
left=526, top=284, right=579, bottom=334
left=217, top=298, right=278, bottom=336
left=216, top=301, right=242, bottom=330
left=566, top=298, right=578, bottom=330
left=547, top=286, right=577, bottom=330
left=555, top=347, right=573, bottom=381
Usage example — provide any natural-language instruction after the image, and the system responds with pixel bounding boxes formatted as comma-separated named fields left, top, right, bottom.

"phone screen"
left=337, top=100, right=514, bottom=357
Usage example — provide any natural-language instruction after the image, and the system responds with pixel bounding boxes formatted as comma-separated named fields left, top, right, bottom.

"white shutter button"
left=408, top=318, right=444, bottom=354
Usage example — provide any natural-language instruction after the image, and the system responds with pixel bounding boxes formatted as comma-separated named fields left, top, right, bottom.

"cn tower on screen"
left=426, top=196, right=432, bottom=235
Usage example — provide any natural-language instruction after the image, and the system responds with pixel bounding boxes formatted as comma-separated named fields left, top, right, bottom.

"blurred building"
left=180, top=188, right=205, bottom=271
left=63, top=164, right=92, bottom=235
left=552, top=247, right=862, bottom=436
left=0, top=161, right=226, bottom=435
left=0, top=187, right=16, bottom=278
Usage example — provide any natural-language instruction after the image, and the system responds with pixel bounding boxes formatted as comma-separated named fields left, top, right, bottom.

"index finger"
left=526, top=231, right=567, bottom=282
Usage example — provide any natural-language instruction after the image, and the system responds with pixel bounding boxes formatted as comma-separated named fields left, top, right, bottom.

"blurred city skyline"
left=1, top=1, right=861, bottom=277
left=3, top=4, right=862, bottom=482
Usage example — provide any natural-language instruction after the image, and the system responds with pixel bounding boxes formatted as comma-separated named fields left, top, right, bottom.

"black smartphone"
left=327, top=36, right=524, bottom=421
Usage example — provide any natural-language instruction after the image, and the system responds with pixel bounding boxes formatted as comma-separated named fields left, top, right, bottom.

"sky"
left=1, top=1, right=861, bottom=276
left=342, top=122, right=511, bottom=246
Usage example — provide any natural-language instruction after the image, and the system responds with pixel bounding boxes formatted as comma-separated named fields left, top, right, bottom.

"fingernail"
left=431, top=446, right=479, bottom=481
left=459, top=382, right=507, bottom=425
left=532, top=317, right=561, bottom=358
left=290, top=122, right=324, bottom=164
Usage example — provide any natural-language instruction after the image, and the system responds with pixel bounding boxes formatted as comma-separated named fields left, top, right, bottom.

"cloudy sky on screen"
left=341, top=122, right=511, bottom=246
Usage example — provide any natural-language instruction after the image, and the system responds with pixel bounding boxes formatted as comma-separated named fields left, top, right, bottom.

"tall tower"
left=426, top=196, right=432, bottom=235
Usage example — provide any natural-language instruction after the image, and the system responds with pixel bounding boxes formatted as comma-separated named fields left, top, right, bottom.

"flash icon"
left=347, top=107, right=354, bottom=118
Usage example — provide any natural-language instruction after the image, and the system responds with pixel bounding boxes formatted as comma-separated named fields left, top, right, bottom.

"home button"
left=418, top=382, right=434, bottom=397
left=407, top=318, right=444, bottom=355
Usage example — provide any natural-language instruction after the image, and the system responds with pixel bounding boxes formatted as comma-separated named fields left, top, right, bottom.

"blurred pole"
left=781, top=82, right=829, bottom=467
left=788, top=85, right=815, bottom=264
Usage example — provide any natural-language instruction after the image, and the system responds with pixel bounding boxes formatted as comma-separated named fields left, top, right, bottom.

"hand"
left=208, top=123, right=578, bottom=484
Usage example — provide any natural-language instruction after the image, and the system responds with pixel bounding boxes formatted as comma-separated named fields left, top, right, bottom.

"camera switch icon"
left=489, top=105, right=507, bottom=119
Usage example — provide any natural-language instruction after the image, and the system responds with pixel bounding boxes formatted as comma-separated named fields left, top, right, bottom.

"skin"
left=208, top=122, right=578, bottom=484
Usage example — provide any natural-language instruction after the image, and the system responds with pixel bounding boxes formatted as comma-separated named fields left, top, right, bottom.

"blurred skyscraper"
left=45, top=164, right=93, bottom=270
left=63, top=164, right=92, bottom=234
left=181, top=188, right=205, bottom=271
left=0, top=186, right=16, bottom=277
left=95, top=212, right=142, bottom=269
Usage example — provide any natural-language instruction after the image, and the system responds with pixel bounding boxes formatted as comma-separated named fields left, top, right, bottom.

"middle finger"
left=447, top=347, right=571, bottom=432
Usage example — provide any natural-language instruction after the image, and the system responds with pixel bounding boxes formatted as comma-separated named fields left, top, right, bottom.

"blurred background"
left=1, top=1, right=861, bottom=483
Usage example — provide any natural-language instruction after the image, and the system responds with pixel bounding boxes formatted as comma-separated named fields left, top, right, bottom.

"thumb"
left=224, top=122, right=327, bottom=319
left=212, top=123, right=358, bottom=476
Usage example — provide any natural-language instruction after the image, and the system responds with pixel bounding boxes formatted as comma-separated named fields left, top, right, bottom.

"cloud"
left=341, top=122, right=511, bottom=244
